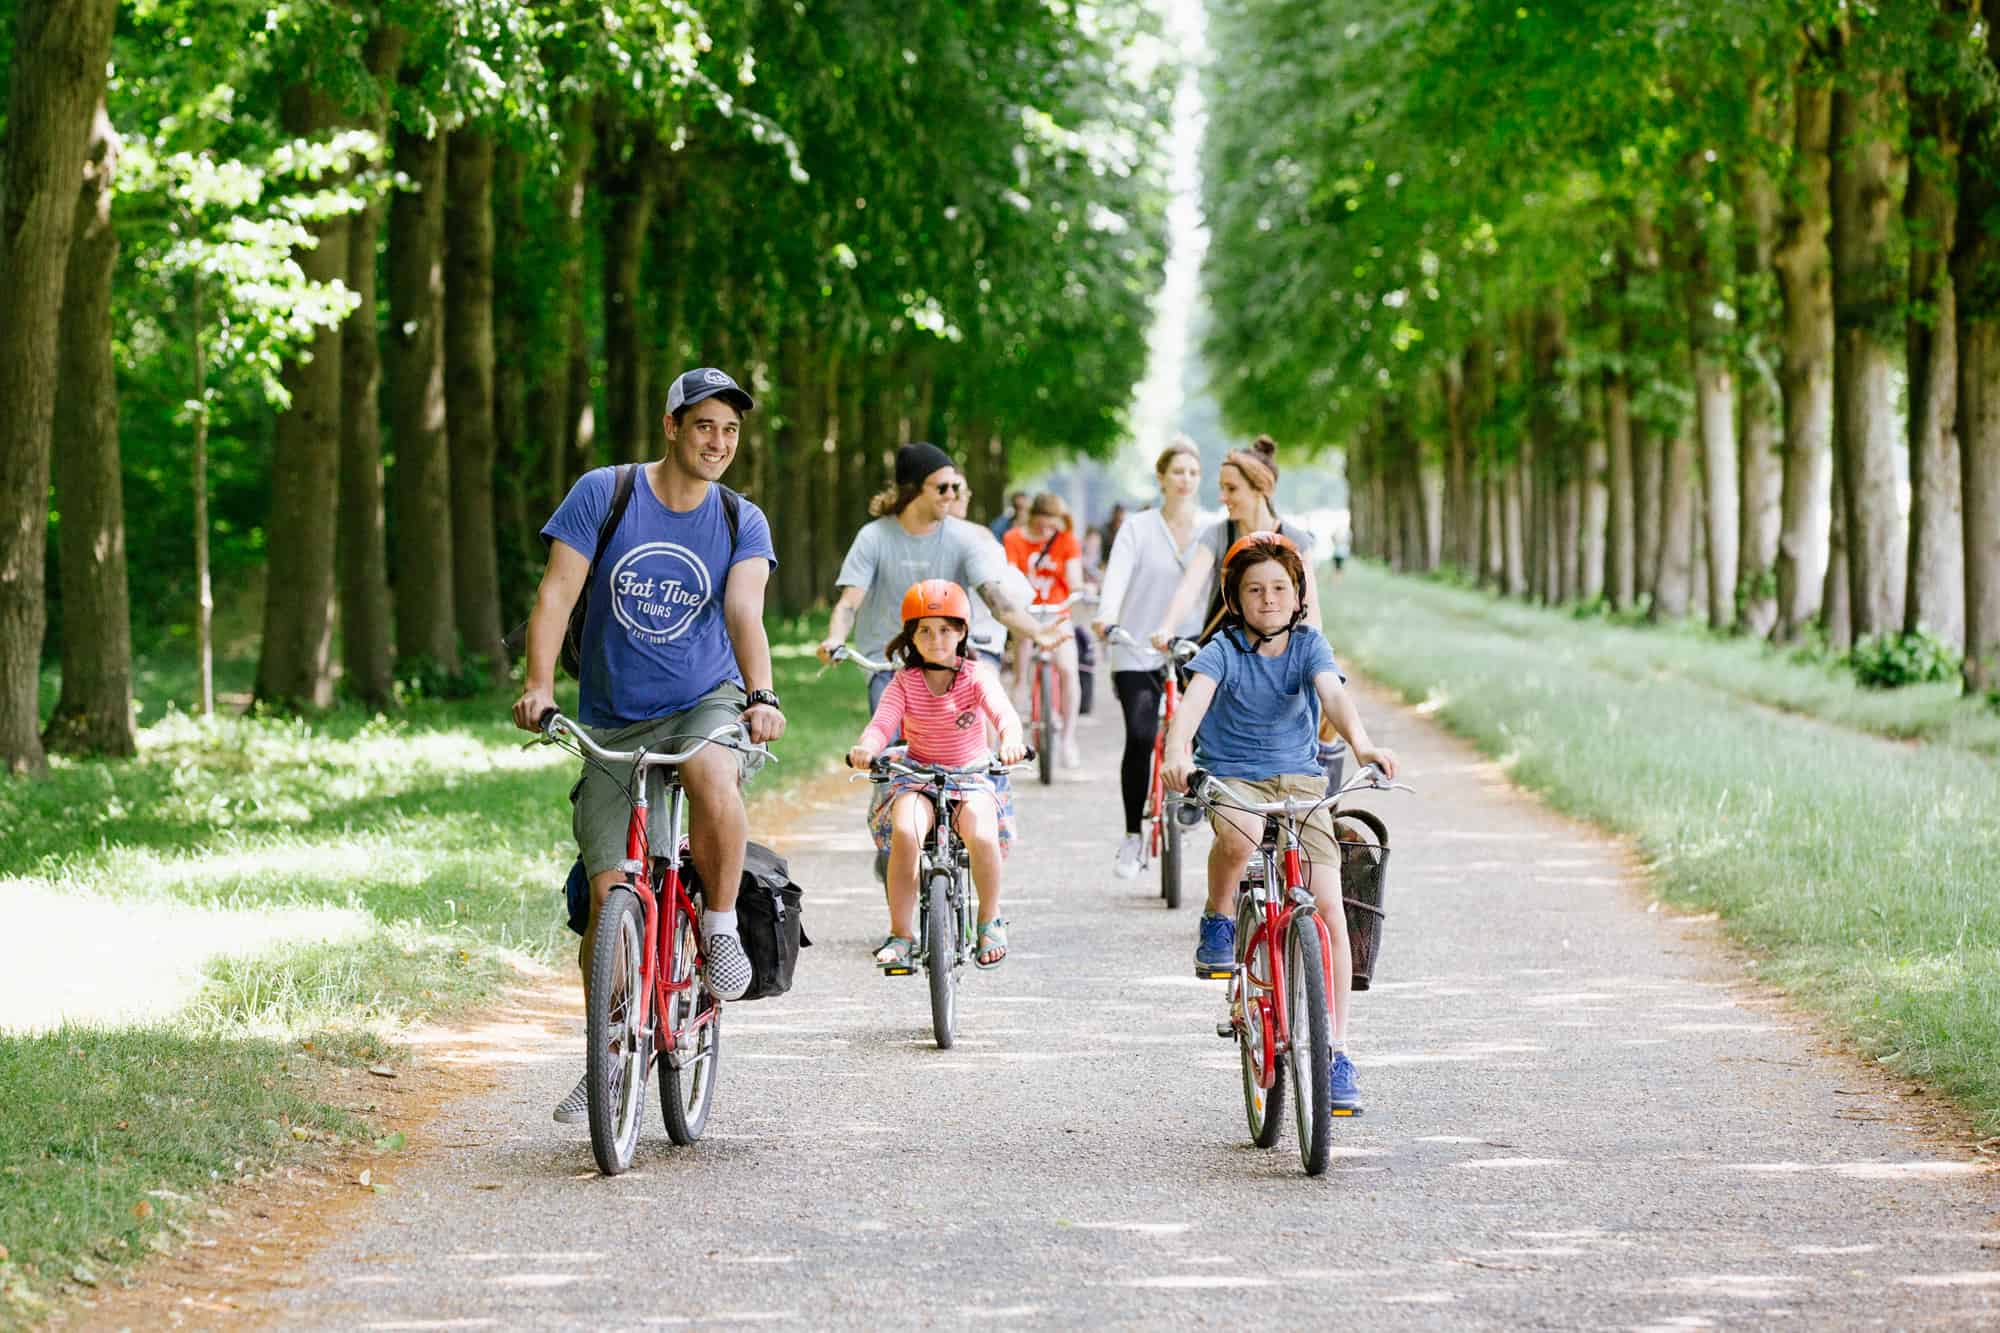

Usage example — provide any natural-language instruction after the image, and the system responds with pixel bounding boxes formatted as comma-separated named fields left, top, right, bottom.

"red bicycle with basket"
left=1182, top=763, right=1408, bottom=1176
left=536, top=712, right=773, bottom=1175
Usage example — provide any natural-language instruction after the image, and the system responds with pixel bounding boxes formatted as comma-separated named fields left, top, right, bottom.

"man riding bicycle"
left=513, top=367, right=785, bottom=1125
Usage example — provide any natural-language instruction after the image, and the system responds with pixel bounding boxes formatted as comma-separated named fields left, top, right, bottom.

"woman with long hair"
left=1149, top=434, right=1321, bottom=647
left=1092, top=438, right=1204, bottom=879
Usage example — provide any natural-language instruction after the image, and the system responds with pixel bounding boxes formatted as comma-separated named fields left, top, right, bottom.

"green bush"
left=1845, top=630, right=1963, bottom=690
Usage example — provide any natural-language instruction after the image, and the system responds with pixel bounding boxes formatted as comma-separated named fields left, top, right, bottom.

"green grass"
left=1324, top=562, right=2000, bottom=1133
left=4, top=619, right=865, bottom=1318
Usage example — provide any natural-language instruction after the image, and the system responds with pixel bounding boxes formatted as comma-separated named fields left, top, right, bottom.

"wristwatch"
left=745, top=688, right=782, bottom=712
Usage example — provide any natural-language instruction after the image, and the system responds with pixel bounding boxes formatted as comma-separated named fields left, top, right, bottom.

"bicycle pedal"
left=1194, top=966, right=1233, bottom=981
left=1214, top=1022, right=1235, bottom=1039
left=1329, top=1106, right=1364, bottom=1117
left=880, top=965, right=914, bottom=977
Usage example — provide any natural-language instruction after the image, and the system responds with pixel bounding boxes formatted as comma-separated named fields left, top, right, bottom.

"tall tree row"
left=0, top=0, right=1171, bottom=765
left=1205, top=0, right=2000, bottom=702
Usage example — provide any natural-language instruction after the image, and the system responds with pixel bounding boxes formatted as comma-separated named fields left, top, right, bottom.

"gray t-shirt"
left=1196, top=516, right=1316, bottom=626
left=836, top=515, right=1011, bottom=658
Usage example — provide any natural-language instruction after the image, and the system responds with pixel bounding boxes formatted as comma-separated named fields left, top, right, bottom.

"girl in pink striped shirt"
left=848, top=580, right=1026, bottom=969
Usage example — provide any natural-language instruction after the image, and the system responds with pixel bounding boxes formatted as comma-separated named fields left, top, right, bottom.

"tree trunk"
left=1529, top=307, right=1565, bottom=603
left=1651, top=427, right=1697, bottom=621
left=1957, top=0, right=2000, bottom=694
left=1580, top=381, right=1608, bottom=603
left=1736, top=98, right=1785, bottom=639
left=1441, top=360, right=1468, bottom=572
left=1823, top=459, right=1853, bottom=649
left=528, top=102, right=593, bottom=519
left=1830, top=53, right=1908, bottom=638
left=1603, top=365, right=1635, bottom=608
left=336, top=23, right=405, bottom=707
left=0, top=0, right=117, bottom=773
left=491, top=139, right=535, bottom=628
left=1501, top=454, right=1526, bottom=597
left=1774, top=69, right=1836, bottom=642
left=1679, top=191, right=1740, bottom=632
left=45, top=96, right=134, bottom=755
left=444, top=127, right=507, bottom=668
left=386, top=121, right=458, bottom=670
left=600, top=116, right=660, bottom=462
left=1905, top=83, right=1963, bottom=646
left=773, top=320, right=817, bottom=612
left=256, top=84, right=350, bottom=710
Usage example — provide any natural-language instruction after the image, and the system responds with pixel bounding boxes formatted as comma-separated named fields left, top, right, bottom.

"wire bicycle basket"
left=1334, top=808, right=1390, bottom=991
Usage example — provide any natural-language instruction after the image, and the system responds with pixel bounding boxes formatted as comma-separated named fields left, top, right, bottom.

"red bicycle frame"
left=1144, top=667, right=1181, bottom=860
left=1236, top=842, right=1338, bottom=1092
left=620, top=779, right=714, bottom=1063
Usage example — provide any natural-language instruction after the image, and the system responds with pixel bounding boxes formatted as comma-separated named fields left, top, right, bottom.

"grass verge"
left=3, top=620, right=865, bottom=1319
left=1324, top=562, right=2000, bottom=1135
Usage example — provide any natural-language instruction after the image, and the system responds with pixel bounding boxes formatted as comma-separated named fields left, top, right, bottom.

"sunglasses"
left=930, top=480, right=964, bottom=496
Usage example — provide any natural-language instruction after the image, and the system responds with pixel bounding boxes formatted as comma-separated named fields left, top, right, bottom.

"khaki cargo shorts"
left=1206, top=771, right=1340, bottom=872
left=572, top=682, right=762, bottom=876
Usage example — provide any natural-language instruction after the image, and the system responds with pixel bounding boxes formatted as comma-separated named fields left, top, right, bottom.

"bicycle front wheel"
left=586, top=887, right=649, bottom=1175
left=1238, top=894, right=1284, bottom=1148
left=660, top=907, right=720, bottom=1145
left=1036, top=658, right=1055, bottom=785
left=1286, top=915, right=1335, bottom=1176
left=925, top=872, right=958, bottom=1049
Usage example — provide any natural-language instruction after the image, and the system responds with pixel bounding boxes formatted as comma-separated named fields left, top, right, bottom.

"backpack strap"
left=718, top=484, right=742, bottom=563
left=588, top=464, right=639, bottom=581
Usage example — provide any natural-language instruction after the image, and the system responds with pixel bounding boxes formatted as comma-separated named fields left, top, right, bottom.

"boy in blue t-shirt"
left=1163, top=531, right=1398, bottom=1110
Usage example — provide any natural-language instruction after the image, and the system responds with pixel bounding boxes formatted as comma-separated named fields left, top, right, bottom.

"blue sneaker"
left=1328, top=1051, right=1361, bottom=1110
left=1194, top=912, right=1235, bottom=973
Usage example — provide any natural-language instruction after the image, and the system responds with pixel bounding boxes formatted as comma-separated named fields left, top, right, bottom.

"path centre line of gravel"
left=268, top=675, right=2000, bottom=1331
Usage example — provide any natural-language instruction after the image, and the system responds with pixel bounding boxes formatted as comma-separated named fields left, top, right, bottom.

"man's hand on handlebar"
left=816, top=639, right=843, bottom=666
left=1034, top=626, right=1066, bottom=650
left=513, top=684, right=557, bottom=733
left=742, top=702, right=786, bottom=745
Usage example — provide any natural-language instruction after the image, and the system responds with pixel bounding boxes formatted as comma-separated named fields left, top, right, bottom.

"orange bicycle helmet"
left=1220, top=530, right=1308, bottom=639
left=900, top=578, right=972, bottom=625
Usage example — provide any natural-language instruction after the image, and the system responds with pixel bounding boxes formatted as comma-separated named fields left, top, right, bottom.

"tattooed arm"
left=981, top=579, right=1062, bottom=648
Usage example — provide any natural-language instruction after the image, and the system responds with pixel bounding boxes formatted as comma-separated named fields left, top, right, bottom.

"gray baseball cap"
left=666, top=366, right=754, bottom=415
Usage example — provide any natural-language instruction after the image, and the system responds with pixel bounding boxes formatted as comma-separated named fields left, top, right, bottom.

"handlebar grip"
left=537, top=707, right=561, bottom=734
left=1185, top=767, right=1208, bottom=794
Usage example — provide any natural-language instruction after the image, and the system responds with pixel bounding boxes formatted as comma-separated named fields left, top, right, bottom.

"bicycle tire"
left=1036, top=658, right=1055, bottom=785
left=1161, top=804, right=1183, bottom=909
left=926, top=871, right=957, bottom=1049
left=660, top=907, right=719, bottom=1145
left=586, top=888, right=648, bottom=1176
left=1286, top=915, right=1335, bottom=1176
left=1238, top=894, right=1284, bottom=1148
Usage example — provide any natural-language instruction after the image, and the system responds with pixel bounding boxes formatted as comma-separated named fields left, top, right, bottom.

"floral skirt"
left=867, top=764, right=1017, bottom=860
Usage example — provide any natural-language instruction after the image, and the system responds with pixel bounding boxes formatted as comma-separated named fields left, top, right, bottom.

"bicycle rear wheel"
left=660, top=906, right=720, bottom=1145
left=586, top=887, right=648, bottom=1175
left=1035, top=656, right=1056, bottom=785
left=1238, top=895, right=1284, bottom=1148
left=1286, top=914, right=1335, bottom=1176
left=925, top=871, right=958, bottom=1048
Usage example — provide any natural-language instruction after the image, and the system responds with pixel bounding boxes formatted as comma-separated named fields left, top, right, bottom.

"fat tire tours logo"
left=608, top=542, right=712, bottom=644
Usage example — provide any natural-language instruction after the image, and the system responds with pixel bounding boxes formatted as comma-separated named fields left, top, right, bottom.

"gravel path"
left=273, top=678, right=2000, bottom=1330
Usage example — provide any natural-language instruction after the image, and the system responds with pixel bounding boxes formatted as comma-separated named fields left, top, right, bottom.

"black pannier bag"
left=686, top=841, right=809, bottom=1002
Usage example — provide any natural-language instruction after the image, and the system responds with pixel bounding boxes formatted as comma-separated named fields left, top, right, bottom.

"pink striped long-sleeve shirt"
left=859, top=663, right=1014, bottom=767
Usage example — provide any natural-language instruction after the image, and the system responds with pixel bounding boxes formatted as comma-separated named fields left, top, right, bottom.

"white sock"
left=702, top=908, right=738, bottom=940
left=1330, top=1037, right=1348, bottom=1053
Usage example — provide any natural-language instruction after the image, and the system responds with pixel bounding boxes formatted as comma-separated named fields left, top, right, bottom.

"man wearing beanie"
left=819, top=441, right=1063, bottom=714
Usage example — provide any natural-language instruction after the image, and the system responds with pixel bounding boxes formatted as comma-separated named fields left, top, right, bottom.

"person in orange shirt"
left=1003, top=492, right=1087, bottom=769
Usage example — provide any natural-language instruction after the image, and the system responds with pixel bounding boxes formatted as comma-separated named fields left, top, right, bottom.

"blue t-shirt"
left=542, top=468, right=777, bottom=727
left=1187, top=625, right=1342, bottom=779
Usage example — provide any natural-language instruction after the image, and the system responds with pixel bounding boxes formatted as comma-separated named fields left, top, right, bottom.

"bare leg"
left=680, top=745, right=746, bottom=914
left=954, top=794, right=1005, bottom=923
left=1306, top=863, right=1353, bottom=1042
left=1203, top=809, right=1259, bottom=915
left=881, top=793, right=935, bottom=948
left=1054, top=636, right=1082, bottom=744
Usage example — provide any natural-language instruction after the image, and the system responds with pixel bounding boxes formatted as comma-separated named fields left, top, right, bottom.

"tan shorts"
left=1206, top=772, right=1340, bottom=870
left=571, top=683, right=759, bottom=876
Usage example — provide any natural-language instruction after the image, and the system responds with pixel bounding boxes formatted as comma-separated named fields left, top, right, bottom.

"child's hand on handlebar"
left=846, top=745, right=876, bottom=770
left=1162, top=753, right=1196, bottom=794
left=997, top=740, right=1027, bottom=766
left=1034, top=626, right=1066, bottom=650
left=1355, top=746, right=1399, bottom=780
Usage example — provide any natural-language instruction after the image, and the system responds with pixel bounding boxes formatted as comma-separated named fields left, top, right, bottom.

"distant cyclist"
left=1003, top=492, right=1087, bottom=769
left=1093, top=437, right=1205, bottom=879
left=513, top=367, right=785, bottom=1125
left=1162, top=531, right=1398, bottom=1111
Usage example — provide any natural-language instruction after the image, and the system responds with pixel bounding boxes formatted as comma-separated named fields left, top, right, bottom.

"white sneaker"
left=1113, top=834, right=1142, bottom=880
left=1061, top=736, right=1082, bottom=770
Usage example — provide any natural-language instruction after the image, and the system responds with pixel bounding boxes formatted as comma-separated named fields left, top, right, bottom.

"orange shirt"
left=1004, top=527, right=1082, bottom=608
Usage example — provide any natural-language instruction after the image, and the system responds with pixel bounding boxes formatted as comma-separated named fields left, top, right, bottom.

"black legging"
left=1112, top=669, right=1166, bottom=835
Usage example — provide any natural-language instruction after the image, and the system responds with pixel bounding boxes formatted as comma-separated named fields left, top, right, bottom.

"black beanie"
left=895, top=441, right=955, bottom=489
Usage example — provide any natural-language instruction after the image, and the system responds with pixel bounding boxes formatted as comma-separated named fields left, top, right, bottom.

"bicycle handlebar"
left=538, top=712, right=774, bottom=769
left=828, top=645, right=892, bottom=674
left=848, top=750, right=1034, bottom=781
left=1104, top=624, right=1199, bottom=664
left=1183, top=764, right=1412, bottom=822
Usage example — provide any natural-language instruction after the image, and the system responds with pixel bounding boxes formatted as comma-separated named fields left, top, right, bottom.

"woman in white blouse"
left=1093, top=439, right=1206, bottom=880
